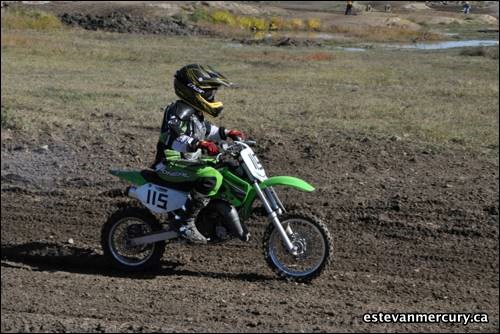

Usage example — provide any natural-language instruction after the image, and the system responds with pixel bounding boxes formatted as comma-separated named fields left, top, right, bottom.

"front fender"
left=238, top=176, right=315, bottom=221
left=259, top=176, right=315, bottom=192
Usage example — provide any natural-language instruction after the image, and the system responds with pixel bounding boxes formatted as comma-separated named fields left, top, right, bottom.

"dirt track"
left=1, top=121, right=498, bottom=332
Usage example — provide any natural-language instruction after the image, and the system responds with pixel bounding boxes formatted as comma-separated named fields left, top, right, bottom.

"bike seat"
left=140, top=170, right=194, bottom=192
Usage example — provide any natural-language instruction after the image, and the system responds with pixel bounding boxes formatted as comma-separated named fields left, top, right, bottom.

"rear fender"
left=110, top=169, right=147, bottom=186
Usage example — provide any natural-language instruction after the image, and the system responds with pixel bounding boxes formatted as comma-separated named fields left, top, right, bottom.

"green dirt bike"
left=101, top=140, right=332, bottom=282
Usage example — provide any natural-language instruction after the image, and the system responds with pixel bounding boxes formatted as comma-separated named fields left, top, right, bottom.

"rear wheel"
left=263, top=211, right=332, bottom=282
left=101, top=206, right=165, bottom=272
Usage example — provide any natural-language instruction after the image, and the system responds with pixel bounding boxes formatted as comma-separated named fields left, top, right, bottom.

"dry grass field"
left=1, top=10, right=498, bottom=155
left=1, top=4, right=499, bottom=333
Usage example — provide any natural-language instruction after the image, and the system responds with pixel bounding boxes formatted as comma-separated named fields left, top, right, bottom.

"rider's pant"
left=154, top=159, right=223, bottom=197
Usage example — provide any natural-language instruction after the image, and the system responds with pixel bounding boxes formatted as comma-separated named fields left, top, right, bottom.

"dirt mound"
left=59, top=12, right=207, bottom=35
left=384, top=16, right=421, bottom=29
left=199, top=1, right=284, bottom=16
left=476, top=14, right=499, bottom=24
left=403, top=3, right=431, bottom=11
left=413, top=13, right=498, bottom=26
left=460, top=46, right=499, bottom=59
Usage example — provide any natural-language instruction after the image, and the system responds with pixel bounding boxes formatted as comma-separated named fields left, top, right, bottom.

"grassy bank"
left=1, top=8, right=63, bottom=30
left=1, top=25, right=498, bottom=157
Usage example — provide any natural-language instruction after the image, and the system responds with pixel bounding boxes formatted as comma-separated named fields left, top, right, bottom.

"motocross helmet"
left=174, top=64, right=232, bottom=117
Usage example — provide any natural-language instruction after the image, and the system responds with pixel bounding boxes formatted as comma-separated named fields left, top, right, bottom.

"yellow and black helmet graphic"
left=174, top=64, right=232, bottom=117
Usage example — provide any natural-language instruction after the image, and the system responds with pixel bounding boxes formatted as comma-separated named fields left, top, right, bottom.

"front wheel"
left=263, top=211, right=332, bottom=282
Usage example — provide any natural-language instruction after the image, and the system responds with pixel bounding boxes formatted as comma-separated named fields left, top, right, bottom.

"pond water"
left=379, top=39, right=499, bottom=50
left=335, top=47, right=367, bottom=52
left=225, top=37, right=498, bottom=52
left=258, top=31, right=498, bottom=51
left=334, top=39, right=498, bottom=52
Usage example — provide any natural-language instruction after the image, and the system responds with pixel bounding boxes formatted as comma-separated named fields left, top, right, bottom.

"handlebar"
left=221, top=139, right=256, bottom=151
left=241, top=140, right=256, bottom=146
left=213, top=139, right=257, bottom=165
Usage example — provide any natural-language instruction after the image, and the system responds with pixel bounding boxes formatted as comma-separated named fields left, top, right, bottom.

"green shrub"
left=190, top=8, right=209, bottom=22
left=270, top=16, right=285, bottom=30
left=287, top=18, right=305, bottom=31
left=249, top=16, right=267, bottom=31
left=205, top=11, right=318, bottom=32
left=307, top=18, right=321, bottom=31
left=209, top=10, right=269, bottom=31
left=236, top=15, right=254, bottom=29
left=210, top=10, right=236, bottom=26
left=1, top=108, right=20, bottom=129
left=1, top=9, right=63, bottom=30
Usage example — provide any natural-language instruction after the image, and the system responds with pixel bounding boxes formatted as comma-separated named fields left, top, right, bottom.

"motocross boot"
left=177, top=190, right=210, bottom=244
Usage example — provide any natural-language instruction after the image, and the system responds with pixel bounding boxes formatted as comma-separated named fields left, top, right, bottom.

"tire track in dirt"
left=2, top=129, right=498, bottom=332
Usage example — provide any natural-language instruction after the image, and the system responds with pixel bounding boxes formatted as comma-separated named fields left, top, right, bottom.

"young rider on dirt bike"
left=151, top=64, right=245, bottom=244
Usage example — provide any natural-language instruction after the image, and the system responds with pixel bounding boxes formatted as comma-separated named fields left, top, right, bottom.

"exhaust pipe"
left=211, top=200, right=250, bottom=242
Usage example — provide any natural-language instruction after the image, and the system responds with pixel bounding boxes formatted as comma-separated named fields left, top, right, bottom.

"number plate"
left=240, top=147, right=267, bottom=181
left=133, top=184, right=188, bottom=214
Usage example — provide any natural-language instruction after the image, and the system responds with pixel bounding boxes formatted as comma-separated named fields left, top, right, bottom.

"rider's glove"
left=226, top=129, right=245, bottom=141
left=197, top=140, right=219, bottom=155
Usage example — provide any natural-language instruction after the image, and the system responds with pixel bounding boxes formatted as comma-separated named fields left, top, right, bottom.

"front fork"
left=252, top=182, right=297, bottom=254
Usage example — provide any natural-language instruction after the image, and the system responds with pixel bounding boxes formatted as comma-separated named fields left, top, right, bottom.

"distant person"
left=345, top=0, right=354, bottom=15
left=385, top=3, right=392, bottom=12
left=463, top=1, right=471, bottom=14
